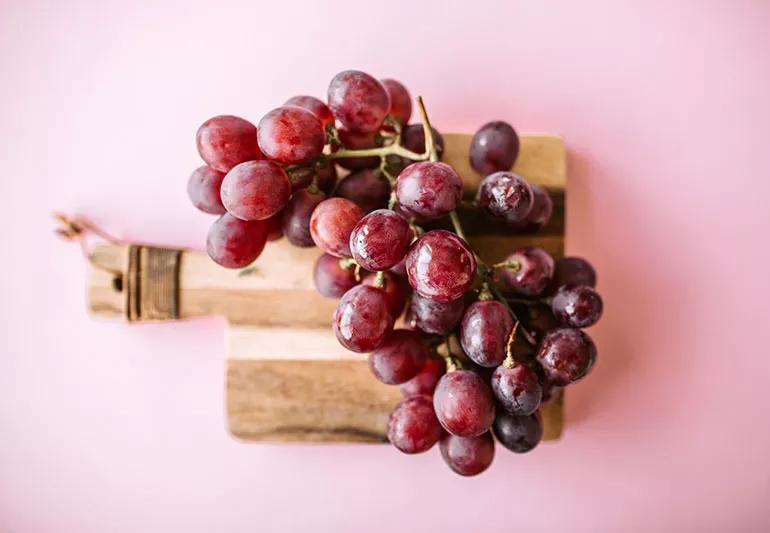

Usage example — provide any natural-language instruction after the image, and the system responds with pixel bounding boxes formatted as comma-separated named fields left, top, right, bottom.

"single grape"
left=327, top=70, right=390, bottom=133
left=313, top=253, right=358, bottom=298
left=187, top=166, right=226, bottom=215
left=333, top=285, right=393, bottom=352
left=369, top=329, right=427, bottom=385
left=220, top=160, right=291, bottom=221
left=335, top=128, right=381, bottom=170
left=196, top=115, right=261, bottom=173
left=284, top=95, right=335, bottom=128
left=309, top=197, right=364, bottom=257
left=334, top=169, right=390, bottom=212
left=440, top=432, right=495, bottom=476
left=406, top=230, right=477, bottom=302
left=433, top=370, right=496, bottom=437
left=257, top=106, right=325, bottom=165
left=491, top=364, right=542, bottom=416
left=536, top=328, right=597, bottom=386
left=469, top=121, right=520, bottom=175
left=402, top=124, right=445, bottom=160
left=281, top=189, right=326, bottom=247
left=264, top=211, right=283, bottom=241
left=459, top=300, right=514, bottom=368
left=496, top=247, right=555, bottom=297
left=551, top=256, right=597, bottom=289
left=380, top=79, right=412, bottom=125
left=552, top=285, right=603, bottom=328
left=406, top=292, right=465, bottom=335
left=395, top=161, right=463, bottom=219
left=400, top=357, right=446, bottom=397
left=388, top=395, right=443, bottom=454
left=206, top=213, right=268, bottom=269
left=349, top=209, right=411, bottom=271
left=361, top=271, right=408, bottom=320
left=510, top=184, right=553, bottom=231
left=493, top=411, right=543, bottom=453
left=476, top=171, right=533, bottom=225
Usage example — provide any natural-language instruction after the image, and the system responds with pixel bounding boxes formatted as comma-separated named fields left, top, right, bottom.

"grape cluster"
left=187, top=70, right=604, bottom=476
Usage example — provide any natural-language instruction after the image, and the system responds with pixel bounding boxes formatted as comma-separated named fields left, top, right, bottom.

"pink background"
left=2, top=1, right=769, bottom=531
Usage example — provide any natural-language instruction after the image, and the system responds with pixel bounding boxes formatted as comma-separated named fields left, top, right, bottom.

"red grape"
left=491, top=364, right=542, bottom=416
left=327, top=70, right=390, bottom=133
left=433, top=370, right=495, bottom=437
left=440, top=432, right=495, bottom=476
left=313, top=253, right=358, bottom=298
left=334, top=169, right=390, bottom=212
left=402, top=124, right=445, bottom=160
left=406, top=230, right=477, bottom=302
left=282, top=189, right=326, bottom=247
left=333, top=285, right=393, bottom=352
left=395, top=161, right=463, bottom=219
left=361, top=271, right=407, bottom=320
left=309, top=197, right=364, bottom=257
left=552, top=285, right=603, bottom=328
left=459, top=300, right=514, bottom=368
left=476, top=171, right=533, bottom=225
left=407, top=292, right=465, bottom=335
left=509, top=184, right=553, bottom=231
left=220, top=160, right=291, bottom=221
left=497, top=247, right=555, bottom=297
left=349, top=209, right=411, bottom=271
left=315, top=160, right=338, bottom=194
left=388, top=395, right=443, bottom=454
left=187, top=166, right=226, bottom=215
left=551, top=256, right=597, bottom=289
left=335, top=128, right=381, bottom=170
left=369, top=329, right=427, bottom=385
left=380, top=78, right=412, bottom=125
left=469, top=121, right=520, bottom=175
left=536, top=328, right=597, bottom=386
left=400, top=357, right=446, bottom=397
left=264, top=211, right=283, bottom=241
left=206, top=213, right=268, bottom=268
left=257, top=106, right=325, bottom=165
left=284, top=95, right=335, bottom=128
left=196, top=115, right=261, bottom=173
left=493, top=411, right=543, bottom=453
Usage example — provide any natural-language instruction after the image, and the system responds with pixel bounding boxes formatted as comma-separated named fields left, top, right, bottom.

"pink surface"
left=2, top=1, right=769, bottom=531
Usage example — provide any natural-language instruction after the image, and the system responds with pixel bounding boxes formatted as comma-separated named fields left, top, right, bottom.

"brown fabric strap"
left=126, top=245, right=182, bottom=322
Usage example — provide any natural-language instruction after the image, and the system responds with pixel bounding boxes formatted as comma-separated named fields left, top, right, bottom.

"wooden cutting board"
left=86, top=133, right=567, bottom=443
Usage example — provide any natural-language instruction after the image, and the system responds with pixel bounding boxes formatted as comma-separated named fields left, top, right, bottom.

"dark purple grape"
left=369, top=329, right=427, bottom=385
left=476, top=171, right=533, bottom=225
left=388, top=395, right=443, bottom=454
left=510, top=184, right=553, bottom=231
left=536, top=328, right=597, bottom=386
left=402, top=124, right=445, bottom=160
left=440, top=432, right=495, bottom=476
left=551, top=257, right=597, bottom=289
left=400, top=357, right=446, bottom=397
left=517, top=302, right=559, bottom=341
left=281, top=189, right=325, bottom=247
left=333, top=285, right=393, bottom=353
left=497, top=247, right=555, bottom=297
left=406, top=292, right=465, bottom=335
left=284, top=95, right=335, bottom=128
left=257, top=106, right=325, bottom=165
left=220, top=160, right=291, bottom=221
left=187, top=166, right=226, bottom=215
left=335, top=128, right=381, bottom=170
left=315, top=160, right=338, bottom=194
left=196, top=115, right=261, bottom=173
left=313, top=253, right=358, bottom=298
left=309, top=197, right=364, bottom=257
left=459, top=300, right=514, bottom=368
left=334, top=169, right=390, bottom=212
left=327, top=70, right=390, bottom=133
left=434, top=370, right=495, bottom=437
left=405, top=230, right=477, bottom=302
left=491, top=364, right=542, bottom=416
left=552, top=285, right=603, bottom=328
left=469, top=121, right=520, bottom=175
left=380, top=78, right=412, bottom=125
left=264, top=211, right=283, bottom=241
left=395, top=162, right=463, bottom=219
left=493, top=411, right=543, bottom=453
left=349, top=209, right=411, bottom=271
left=361, top=271, right=408, bottom=320
left=206, top=213, right=268, bottom=269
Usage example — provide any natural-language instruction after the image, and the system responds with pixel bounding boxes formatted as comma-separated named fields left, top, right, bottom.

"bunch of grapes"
left=187, top=70, right=603, bottom=476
